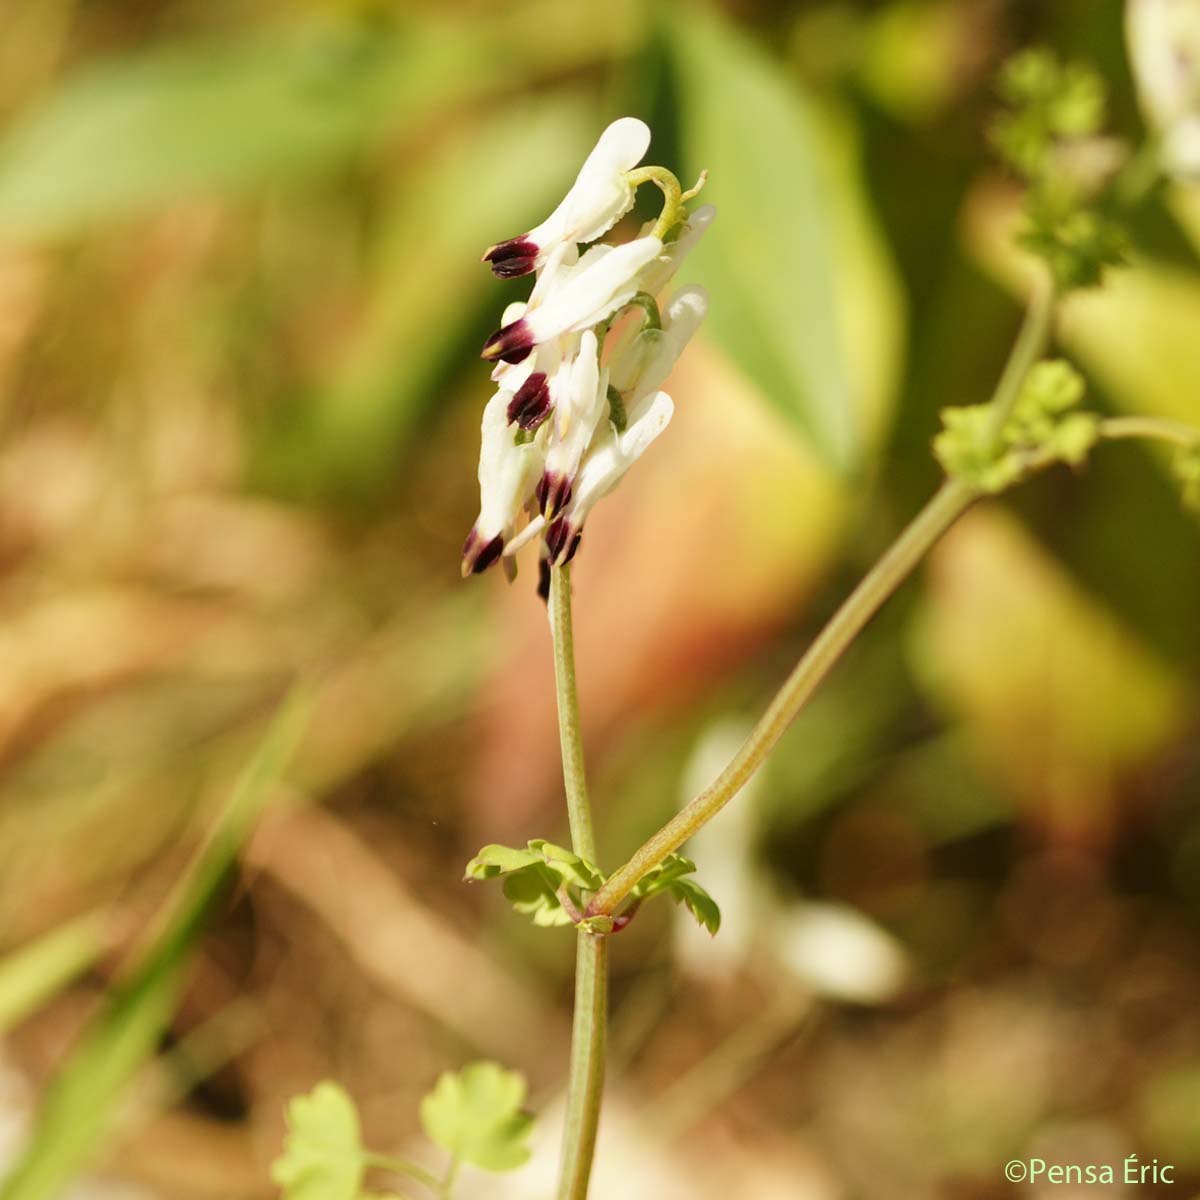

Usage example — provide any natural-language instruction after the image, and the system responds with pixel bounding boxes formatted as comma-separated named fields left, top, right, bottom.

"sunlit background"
left=1, top=0, right=1199, bottom=1197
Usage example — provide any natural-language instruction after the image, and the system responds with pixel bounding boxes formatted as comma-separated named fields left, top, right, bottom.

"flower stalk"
left=549, top=564, right=607, bottom=1200
left=589, top=274, right=1059, bottom=918
left=550, top=564, right=596, bottom=864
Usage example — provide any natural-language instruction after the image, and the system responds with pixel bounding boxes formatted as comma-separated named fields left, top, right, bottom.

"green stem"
left=587, top=476, right=978, bottom=916
left=549, top=565, right=596, bottom=864
left=556, top=933, right=608, bottom=1200
left=625, top=165, right=684, bottom=241
left=588, top=271, right=1058, bottom=917
left=364, top=1153, right=444, bottom=1195
left=549, top=564, right=606, bottom=1200
left=1098, top=415, right=1200, bottom=449
left=984, top=271, right=1056, bottom=449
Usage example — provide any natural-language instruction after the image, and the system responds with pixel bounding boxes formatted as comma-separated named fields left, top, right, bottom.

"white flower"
left=635, top=204, right=717, bottom=298
left=482, top=118, right=651, bottom=278
left=1127, top=0, right=1200, bottom=175
left=464, top=118, right=711, bottom=584
left=544, top=391, right=675, bottom=566
left=481, top=236, right=663, bottom=364
left=461, top=388, right=546, bottom=576
left=607, top=284, right=709, bottom=400
left=542, top=286, right=709, bottom=565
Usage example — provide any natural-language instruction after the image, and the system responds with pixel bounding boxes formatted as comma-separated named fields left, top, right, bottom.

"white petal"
left=1127, top=0, right=1200, bottom=128
left=1164, top=113, right=1200, bottom=175
left=545, top=330, right=606, bottom=479
left=608, top=284, right=708, bottom=401
left=528, top=118, right=651, bottom=252
left=526, top=236, right=663, bottom=344
left=476, top=390, right=545, bottom=537
left=570, top=390, right=675, bottom=520
left=636, top=204, right=717, bottom=297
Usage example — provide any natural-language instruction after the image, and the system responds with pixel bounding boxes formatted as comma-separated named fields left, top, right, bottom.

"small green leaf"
left=629, top=853, right=699, bottom=900
left=418, top=1062, right=534, bottom=1172
left=666, top=878, right=722, bottom=936
left=629, top=854, right=721, bottom=935
left=993, top=49, right=1105, bottom=180
left=501, top=869, right=574, bottom=928
left=271, top=1081, right=364, bottom=1200
left=464, top=840, right=602, bottom=928
left=464, top=844, right=544, bottom=880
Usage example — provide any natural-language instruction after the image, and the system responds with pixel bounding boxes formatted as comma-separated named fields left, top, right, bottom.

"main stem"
left=549, top=565, right=606, bottom=1200
left=589, top=275, right=1057, bottom=917
left=550, top=564, right=596, bottom=864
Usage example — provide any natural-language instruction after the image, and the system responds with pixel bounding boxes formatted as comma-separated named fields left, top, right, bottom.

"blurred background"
left=0, top=0, right=1198, bottom=1197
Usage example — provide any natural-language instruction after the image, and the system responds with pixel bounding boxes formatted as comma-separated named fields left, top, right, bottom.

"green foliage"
left=418, top=1062, right=534, bottom=1172
left=993, top=49, right=1106, bottom=179
left=992, top=49, right=1127, bottom=291
left=465, top=840, right=602, bottom=927
left=1020, top=194, right=1127, bottom=291
left=668, top=2, right=860, bottom=472
left=263, top=99, right=594, bottom=498
left=466, top=842, right=720, bottom=934
left=629, top=853, right=721, bottom=935
left=273, top=1063, right=535, bottom=1198
left=272, top=1082, right=365, bottom=1200
left=0, top=22, right=504, bottom=236
left=0, top=689, right=310, bottom=1200
left=934, top=360, right=1099, bottom=493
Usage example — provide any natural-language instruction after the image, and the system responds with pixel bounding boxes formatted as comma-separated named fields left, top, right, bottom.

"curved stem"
left=625, top=166, right=684, bottom=241
left=590, top=272, right=1059, bottom=917
left=588, top=477, right=978, bottom=915
left=549, top=565, right=596, bottom=864
left=556, top=933, right=608, bottom=1200
left=1098, top=415, right=1200, bottom=449
left=364, top=1153, right=444, bottom=1195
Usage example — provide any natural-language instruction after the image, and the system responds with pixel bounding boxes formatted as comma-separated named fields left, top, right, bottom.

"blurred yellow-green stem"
left=589, top=279, right=1060, bottom=918
left=1099, top=415, right=1200, bottom=448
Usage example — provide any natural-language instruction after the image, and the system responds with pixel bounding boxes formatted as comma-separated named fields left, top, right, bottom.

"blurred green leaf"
left=0, top=688, right=309, bottom=1200
left=0, top=914, right=109, bottom=1035
left=260, top=98, right=594, bottom=495
left=271, top=1081, right=364, bottom=1200
left=669, top=4, right=858, bottom=470
left=0, top=21, right=500, bottom=236
left=418, top=1062, right=533, bottom=1172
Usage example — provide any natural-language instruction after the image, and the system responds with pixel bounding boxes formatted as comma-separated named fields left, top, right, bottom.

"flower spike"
left=482, top=118, right=652, bottom=277
left=464, top=117, right=710, bottom=584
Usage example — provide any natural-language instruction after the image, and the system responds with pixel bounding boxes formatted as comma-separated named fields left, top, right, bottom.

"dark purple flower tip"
left=545, top=517, right=582, bottom=566
left=461, top=528, right=505, bottom=578
left=483, top=237, right=539, bottom=279
left=537, top=557, right=551, bottom=604
left=507, top=372, right=552, bottom=431
left=536, top=471, right=573, bottom=519
left=482, top=318, right=534, bottom=364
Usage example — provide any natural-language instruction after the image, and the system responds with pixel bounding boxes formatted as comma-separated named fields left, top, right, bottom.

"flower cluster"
left=1127, top=0, right=1200, bottom=177
left=461, top=118, right=712, bottom=592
